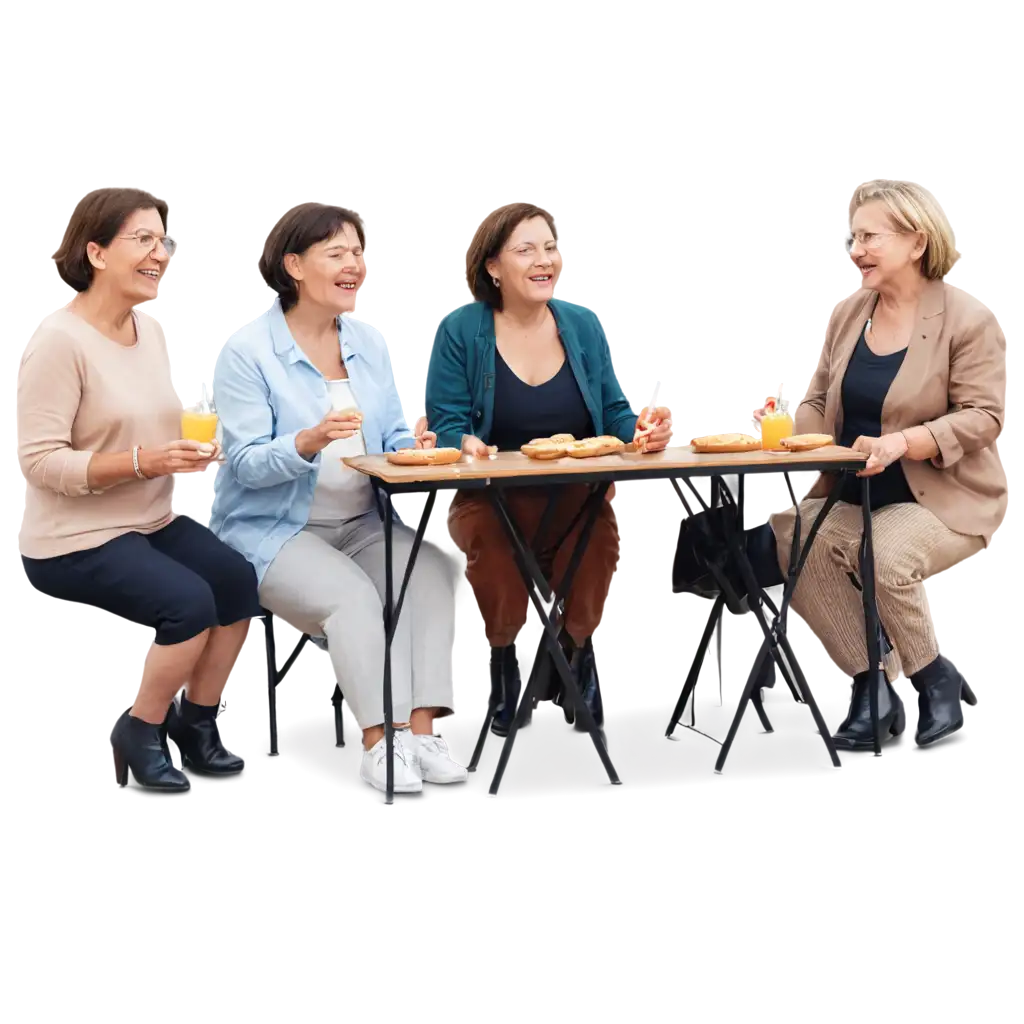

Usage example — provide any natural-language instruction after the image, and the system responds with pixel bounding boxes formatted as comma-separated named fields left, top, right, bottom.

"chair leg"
left=263, top=614, right=279, bottom=756
left=332, top=684, right=345, bottom=747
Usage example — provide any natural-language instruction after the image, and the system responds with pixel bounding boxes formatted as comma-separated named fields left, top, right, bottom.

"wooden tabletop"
left=343, top=445, right=867, bottom=486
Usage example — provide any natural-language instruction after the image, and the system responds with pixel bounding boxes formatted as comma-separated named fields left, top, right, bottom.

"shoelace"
left=377, top=734, right=411, bottom=767
left=417, top=735, right=445, bottom=755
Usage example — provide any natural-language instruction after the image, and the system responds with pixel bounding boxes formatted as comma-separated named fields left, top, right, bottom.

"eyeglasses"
left=118, top=231, right=178, bottom=257
left=844, top=230, right=898, bottom=253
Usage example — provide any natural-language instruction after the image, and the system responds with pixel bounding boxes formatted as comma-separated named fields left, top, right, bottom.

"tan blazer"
left=797, top=279, right=1007, bottom=544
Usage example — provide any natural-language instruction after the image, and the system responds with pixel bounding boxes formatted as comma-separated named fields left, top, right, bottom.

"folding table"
left=663, top=464, right=887, bottom=771
left=346, top=445, right=881, bottom=803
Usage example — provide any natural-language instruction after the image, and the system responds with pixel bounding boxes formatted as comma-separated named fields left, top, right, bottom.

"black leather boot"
left=831, top=670, right=906, bottom=750
left=571, top=639, right=604, bottom=733
left=910, top=655, right=976, bottom=747
left=167, top=693, right=244, bottom=775
left=110, top=709, right=190, bottom=791
left=485, top=647, right=520, bottom=737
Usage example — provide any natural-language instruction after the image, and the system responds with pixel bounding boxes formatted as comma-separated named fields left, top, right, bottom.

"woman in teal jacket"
left=426, top=202, right=673, bottom=736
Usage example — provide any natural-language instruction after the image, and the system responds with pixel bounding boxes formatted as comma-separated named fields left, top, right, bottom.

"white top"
left=307, top=379, right=376, bottom=524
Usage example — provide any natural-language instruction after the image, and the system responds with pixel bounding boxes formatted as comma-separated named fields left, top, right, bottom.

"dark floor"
left=216, top=638, right=1024, bottom=806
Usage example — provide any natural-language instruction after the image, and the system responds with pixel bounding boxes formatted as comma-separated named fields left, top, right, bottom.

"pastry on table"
left=385, top=447, right=463, bottom=466
left=521, top=434, right=575, bottom=460
left=689, top=433, right=762, bottom=454
left=565, top=436, right=627, bottom=458
left=779, top=433, right=834, bottom=452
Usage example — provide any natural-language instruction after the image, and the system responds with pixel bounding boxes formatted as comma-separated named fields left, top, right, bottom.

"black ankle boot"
left=571, top=639, right=604, bottom=733
left=110, top=709, right=190, bottom=791
left=831, top=671, right=906, bottom=750
left=485, top=643, right=520, bottom=733
left=167, top=693, right=244, bottom=775
left=910, top=655, right=976, bottom=747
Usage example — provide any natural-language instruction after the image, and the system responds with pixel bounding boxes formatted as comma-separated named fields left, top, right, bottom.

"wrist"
left=295, top=429, right=319, bottom=459
left=136, top=448, right=157, bottom=479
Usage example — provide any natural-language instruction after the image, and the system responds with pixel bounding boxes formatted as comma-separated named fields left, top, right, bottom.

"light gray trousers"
left=259, top=512, right=457, bottom=730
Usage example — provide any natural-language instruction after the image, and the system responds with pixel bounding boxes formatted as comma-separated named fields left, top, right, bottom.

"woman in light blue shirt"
left=210, top=203, right=465, bottom=794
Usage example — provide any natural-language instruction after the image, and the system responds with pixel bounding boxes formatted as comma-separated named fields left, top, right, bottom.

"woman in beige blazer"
left=759, top=179, right=1006, bottom=751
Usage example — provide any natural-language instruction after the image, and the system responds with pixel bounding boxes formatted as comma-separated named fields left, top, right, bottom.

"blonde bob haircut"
left=849, top=179, right=960, bottom=280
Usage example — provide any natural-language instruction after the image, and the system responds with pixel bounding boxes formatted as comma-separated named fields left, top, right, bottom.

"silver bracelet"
left=132, top=446, right=145, bottom=479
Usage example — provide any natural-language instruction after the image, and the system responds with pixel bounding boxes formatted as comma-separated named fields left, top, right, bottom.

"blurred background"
left=2, top=6, right=1024, bottom=704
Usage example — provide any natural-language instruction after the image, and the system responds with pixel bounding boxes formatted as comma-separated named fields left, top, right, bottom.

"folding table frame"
left=370, top=475, right=614, bottom=802
left=664, top=470, right=886, bottom=772
left=350, top=447, right=880, bottom=804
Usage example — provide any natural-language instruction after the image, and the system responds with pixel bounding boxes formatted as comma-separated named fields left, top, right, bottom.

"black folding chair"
left=260, top=606, right=348, bottom=761
left=179, top=501, right=348, bottom=753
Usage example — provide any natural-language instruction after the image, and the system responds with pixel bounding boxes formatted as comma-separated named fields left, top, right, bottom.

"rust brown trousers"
left=448, top=485, right=619, bottom=648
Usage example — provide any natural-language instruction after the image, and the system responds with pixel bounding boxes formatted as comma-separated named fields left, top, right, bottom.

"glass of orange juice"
left=760, top=397, right=794, bottom=450
left=181, top=386, right=219, bottom=444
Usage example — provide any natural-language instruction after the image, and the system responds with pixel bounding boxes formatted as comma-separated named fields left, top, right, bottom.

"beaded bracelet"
left=132, top=446, right=145, bottom=479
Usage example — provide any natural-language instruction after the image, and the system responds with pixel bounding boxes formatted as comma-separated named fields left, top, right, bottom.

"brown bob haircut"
left=52, top=188, right=168, bottom=292
left=466, top=203, right=557, bottom=310
left=259, top=203, right=366, bottom=312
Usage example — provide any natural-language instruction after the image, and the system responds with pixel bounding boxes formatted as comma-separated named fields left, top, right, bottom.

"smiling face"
left=285, top=221, right=365, bottom=314
left=848, top=200, right=926, bottom=292
left=486, top=216, right=561, bottom=310
left=87, top=207, right=170, bottom=304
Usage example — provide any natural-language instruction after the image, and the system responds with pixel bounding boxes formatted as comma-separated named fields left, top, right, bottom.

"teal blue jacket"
left=425, top=299, right=638, bottom=450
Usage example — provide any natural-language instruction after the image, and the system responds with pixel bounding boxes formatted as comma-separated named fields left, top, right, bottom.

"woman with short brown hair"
left=426, top=202, right=673, bottom=736
left=210, top=203, right=466, bottom=795
left=757, top=180, right=1007, bottom=750
left=18, top=188, right=261, bottom=792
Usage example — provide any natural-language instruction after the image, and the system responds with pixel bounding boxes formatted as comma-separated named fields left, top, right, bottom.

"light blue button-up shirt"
left=209, top=300, right=415, bottom=583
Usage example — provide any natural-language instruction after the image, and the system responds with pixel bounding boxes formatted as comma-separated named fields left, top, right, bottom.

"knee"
left=157, top=580, right=219, bottom=645
left=203, top=547, right=259, bottom=626
left=449, top=501, right=504, bottom=562
left=418, top=541, right=458, bottom=594
left=874, top=551, right=921, bottom=591
left=323, top=573, right=381, bottom=637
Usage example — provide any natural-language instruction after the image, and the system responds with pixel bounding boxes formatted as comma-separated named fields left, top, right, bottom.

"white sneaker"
left=405, top=733, right=468, bottom=784
left=359, top=731, right=422, bottom=793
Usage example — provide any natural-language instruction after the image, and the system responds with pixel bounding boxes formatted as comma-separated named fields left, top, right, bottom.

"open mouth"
left=529, top=275, right=552, bottom=283
left=138, top=269, right=159, bottom=280
left=336, top=281, right=357, bottom=291
left=858, top=264, right=876, bottom=275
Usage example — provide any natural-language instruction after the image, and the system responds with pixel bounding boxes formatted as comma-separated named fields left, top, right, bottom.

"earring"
left=492, top=276, right=500, bottom=288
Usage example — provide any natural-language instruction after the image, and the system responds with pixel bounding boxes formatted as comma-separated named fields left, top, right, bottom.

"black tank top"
left=488, top=350, right=594, bottom=451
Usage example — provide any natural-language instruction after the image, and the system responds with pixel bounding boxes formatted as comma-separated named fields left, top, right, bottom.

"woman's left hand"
left=853, top=432, right=908, bottom=476
left=414, top=416, right=437, bottom=450
left=634, top=406, right=673, bottom=452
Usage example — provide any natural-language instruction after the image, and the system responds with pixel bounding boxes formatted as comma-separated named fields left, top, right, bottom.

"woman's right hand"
left=295, top=411, right=363, bottom=458
left=461, top=434, right=497, bottom=458
left=140, top=440, right=217, bottom=477
left=753, top=397, right=779, bottom=425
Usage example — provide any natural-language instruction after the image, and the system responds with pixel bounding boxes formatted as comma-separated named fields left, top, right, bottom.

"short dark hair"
left=259, top=203, right=366, bottom=312
left=52, top=188, right=168, bottom=292
left=465, top=203, right=557, bottom=310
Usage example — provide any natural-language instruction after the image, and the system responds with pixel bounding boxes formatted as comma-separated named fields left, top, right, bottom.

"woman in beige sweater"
left=17, top=188, right=261, bottom=793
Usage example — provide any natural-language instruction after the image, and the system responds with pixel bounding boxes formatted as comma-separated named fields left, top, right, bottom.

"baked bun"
left=565, top=436, right=626, bottom=458
left=779, top=433, right=834, bottom=452
left=690, top=433, right=762, bottom=454
left=385, top=447, right=463, bottom=466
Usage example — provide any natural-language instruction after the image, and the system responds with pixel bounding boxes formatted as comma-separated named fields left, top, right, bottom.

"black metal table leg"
left=486, top=483, right=620, bottom=794
left=666, top=595, right=725, bottom=737
left=375, top=484, right=439, bottom=804
left=859, top=477, right=883, bottom=755
left=675, top=468, right=851, bottom=770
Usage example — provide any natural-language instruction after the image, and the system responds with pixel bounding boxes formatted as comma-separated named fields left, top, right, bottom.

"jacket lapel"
left=824, top=291, right=875, bottom=439
left=550, top=303, right=601, bottom=433
left=881, top=279, right=946, bottom=430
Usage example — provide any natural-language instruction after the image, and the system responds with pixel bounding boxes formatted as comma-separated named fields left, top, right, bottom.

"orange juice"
left=181, top=410, right=219, bottom=443
left=760, top=400, right=794, bottom=450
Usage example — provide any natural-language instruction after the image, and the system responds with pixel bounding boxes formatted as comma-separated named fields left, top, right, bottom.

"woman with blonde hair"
left=754, top=179, right=1006, bottom=750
